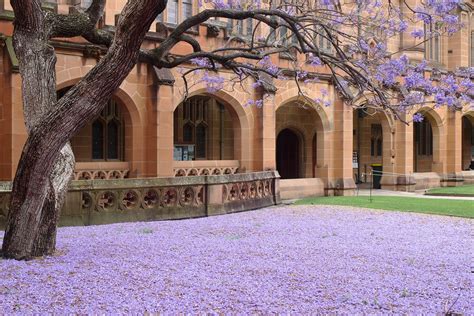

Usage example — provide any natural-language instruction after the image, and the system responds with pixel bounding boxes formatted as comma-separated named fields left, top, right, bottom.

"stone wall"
left=0, top=171, right=280, bottom=229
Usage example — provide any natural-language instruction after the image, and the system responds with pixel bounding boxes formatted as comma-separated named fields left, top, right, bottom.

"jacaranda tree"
left=2, top=0, right=472, bottom=259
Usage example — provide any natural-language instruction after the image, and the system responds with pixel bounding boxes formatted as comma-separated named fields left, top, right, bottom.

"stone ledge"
left=280, top=178, right=325, bottom=200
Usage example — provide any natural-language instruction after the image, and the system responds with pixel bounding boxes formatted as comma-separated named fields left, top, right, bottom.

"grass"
left=295, top=196, right=474, bottom=218
left=426, top=185, right=474, bottom=197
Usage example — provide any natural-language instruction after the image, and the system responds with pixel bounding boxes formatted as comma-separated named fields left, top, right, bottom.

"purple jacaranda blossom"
left=257, top=56, right=279, bottom=76
left=307, top=53, right=323, bottom=67
left=191, top=57, right=213, bottom=69
left=411, top=29, right=425, bottom=38
left=413, top=112, right=424, bottom=122
left=0, top=206, right=471, bottom=314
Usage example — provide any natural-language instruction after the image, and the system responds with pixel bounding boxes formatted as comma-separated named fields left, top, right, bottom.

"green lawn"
left=295, top=196, right=474, bottom=218
left=426, top=185, right=474, bottom=197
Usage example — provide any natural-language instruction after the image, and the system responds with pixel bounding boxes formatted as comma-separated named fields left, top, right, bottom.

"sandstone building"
left=0, top=1, right=472, bottom=224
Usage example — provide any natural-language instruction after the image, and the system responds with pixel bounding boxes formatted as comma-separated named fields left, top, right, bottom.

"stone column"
left=393, top=117, right=416, bottom=191
left=327, top=95, right=355, bottom=196
left=380, top=121, right=397, bottom=190
left=155, top=85, right=175, bottom=177
left=443, top=109, right=463, bottom=186
left=259, top=93, right=276, bottom=172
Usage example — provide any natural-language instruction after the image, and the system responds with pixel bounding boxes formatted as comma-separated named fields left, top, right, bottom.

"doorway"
left=276, top=128, right=301, bottom=179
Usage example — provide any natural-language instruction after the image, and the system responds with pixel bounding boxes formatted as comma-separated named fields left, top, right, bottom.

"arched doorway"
left=352, top=108, right=391, bottom=188
left=275, top=101, right=327, bottom=179
left=413, top=118, right=434, bottom=172
left=276, top=128, right=301, bottom=179
left=462, top=115, right=474, bottom=170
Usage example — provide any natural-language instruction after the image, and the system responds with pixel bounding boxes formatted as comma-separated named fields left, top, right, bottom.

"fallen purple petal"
left=0, top=205, right=471, bottom=314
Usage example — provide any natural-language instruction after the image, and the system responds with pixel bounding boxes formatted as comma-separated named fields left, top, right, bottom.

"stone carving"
left=120, top=190, right=141, bottom=211
left=162, top=188, right=178, bottom=207
left=142, top=189, right=159, bottom=209
left=79, top=185, right=208, bottom=213
left=81, top=192, right=94, bottom=211
left=221, top=179, right=273, bottom=203
left=174, top=167, right=238, bottom=177
left=96, top=191, right=117, bottom=212
left=74, top=169, right=129, bottom=180
left=196, top=186, right=205, bottom=205
left=179, top=187, right=195, bottom=206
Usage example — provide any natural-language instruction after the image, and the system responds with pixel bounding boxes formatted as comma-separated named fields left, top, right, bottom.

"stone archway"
left=413, top=109, right=443, bottom=173
left=276, top=128, right=302, bottom=179
left=56, top=86, right=139, bottom=180
left=352, top=108, right=394, bottom=188
left=275, top=100, right=328, bottom=179
left=173, top=95, right=235, bottom=161
left=178, top=89, right=253, bottom=170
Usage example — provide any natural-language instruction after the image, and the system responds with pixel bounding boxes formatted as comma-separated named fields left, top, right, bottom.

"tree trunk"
left=1, top=7, right=75, bottom=259
left=32, top=144, right=75, bottom=257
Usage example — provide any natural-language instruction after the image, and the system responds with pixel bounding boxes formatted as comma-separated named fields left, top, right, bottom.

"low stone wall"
left=460, top=171, right=474, bottom=184
left=413, top=172, right=441, bottom=190
left=279, top=178, right=325, bottom=200
left=0, top=171, right=280, bottom=229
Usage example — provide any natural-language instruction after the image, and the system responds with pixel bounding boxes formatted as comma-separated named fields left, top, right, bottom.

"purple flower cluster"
left=1, top=206, right=471, bottom=314
left=257, top=56, right=279, bottom=77
left=200, top=71, right=225, bottom=93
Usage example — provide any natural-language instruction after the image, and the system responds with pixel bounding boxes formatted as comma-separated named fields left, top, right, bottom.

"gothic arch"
left=276, top=97, right=328, bottom=179
left=56, top=77, right=144, bottom=174
left=413, top=107, right=444, bottom=173
left=174, top=88, right=253, bottom=166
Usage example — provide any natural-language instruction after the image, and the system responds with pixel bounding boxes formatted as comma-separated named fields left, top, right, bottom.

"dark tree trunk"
left=2, top=0, right=166, bottom=260
left=1, top=4, right=75, bottom=259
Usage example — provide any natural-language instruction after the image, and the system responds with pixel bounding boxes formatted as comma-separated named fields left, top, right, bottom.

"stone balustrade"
left=0, top=171, right=280, bottom=228
left=173, top=160, right=239, bottom=177
left=73, top=162, right=130, bottom=180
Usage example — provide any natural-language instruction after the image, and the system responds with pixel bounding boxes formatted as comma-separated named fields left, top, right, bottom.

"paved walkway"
left=355, top=188, right=474, bottom=200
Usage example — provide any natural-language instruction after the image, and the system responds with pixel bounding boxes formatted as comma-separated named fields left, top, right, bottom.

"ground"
left=0, top=205, right=472, bottom=314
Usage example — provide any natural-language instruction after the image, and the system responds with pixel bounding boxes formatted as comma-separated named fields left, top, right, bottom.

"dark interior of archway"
left=276, top=128, right=300, bottom=179
left=462, top=116, right=474, bottom=170
left=57, top=87, right=125, bottom=162
left=353, top=109, right=383, bottom=184
left=413, top=118, right=433, bottom=172
left=173, top=95, right=234, bottom=161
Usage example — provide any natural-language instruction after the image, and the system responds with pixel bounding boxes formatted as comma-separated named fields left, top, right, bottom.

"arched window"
left=425, top=24, right=441, bottom=63
left=173, top=96, right=234, bottom=161
left=415, top=120, right=433, bottom=156
left=92, top=120, right=105, bottom=160
left=92, top=99, right=124, bottom=160
left=196, top=123, right=207, bottom=159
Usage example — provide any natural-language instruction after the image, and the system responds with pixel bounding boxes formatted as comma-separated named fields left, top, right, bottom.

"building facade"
left=0, top=0, right=473, bottom=208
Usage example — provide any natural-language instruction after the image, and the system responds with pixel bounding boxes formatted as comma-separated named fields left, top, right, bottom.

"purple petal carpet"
left=0, top=205, right=472, bottom=314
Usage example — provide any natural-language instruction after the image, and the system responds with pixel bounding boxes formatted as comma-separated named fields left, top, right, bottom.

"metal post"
left=369, top=171, right=373, bottom=203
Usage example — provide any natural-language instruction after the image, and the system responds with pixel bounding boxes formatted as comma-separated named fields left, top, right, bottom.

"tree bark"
left=1, top=3, right=75, bottom=259
left=2, top=0, right=166, bottom=260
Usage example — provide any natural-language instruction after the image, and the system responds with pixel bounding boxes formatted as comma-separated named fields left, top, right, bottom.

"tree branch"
left=47, top=0, right=106, bottom=39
